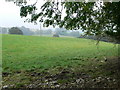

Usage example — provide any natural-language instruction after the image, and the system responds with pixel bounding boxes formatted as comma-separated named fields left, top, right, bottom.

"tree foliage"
left=9, top=27, right=23, bottom=35
left=6, top=0, right=120, bottom=42
left=103, top=2, right=120, bottom=41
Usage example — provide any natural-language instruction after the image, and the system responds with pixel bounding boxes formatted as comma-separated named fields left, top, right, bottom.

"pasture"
left=2, top=34, right=119, bottom=88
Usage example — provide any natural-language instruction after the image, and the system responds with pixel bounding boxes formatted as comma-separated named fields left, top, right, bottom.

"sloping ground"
left=3, top=57, right=120, bottom=88
left=2, top=34, right=119, bottom=88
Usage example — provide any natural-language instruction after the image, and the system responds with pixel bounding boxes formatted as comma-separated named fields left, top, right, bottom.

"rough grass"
left=2, top=34, right=119, bottom=88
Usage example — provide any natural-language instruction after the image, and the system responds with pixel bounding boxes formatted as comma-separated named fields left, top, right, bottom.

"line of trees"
left=0, top=26, right=82, bottom=37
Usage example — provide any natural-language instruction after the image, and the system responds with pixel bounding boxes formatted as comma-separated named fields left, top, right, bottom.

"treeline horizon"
left=0, top=26, right=82, bottom=37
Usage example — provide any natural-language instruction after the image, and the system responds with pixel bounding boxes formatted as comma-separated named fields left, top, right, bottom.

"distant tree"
left=42, top=29, right=52, bottom=35
left=0, top=28, right=8, bottom=34
left=54, top=28, right=67, bottom=35
left=19, top=26, right=34, bottom=35
left=53, top=34, right=59, bottom=37
left=46, top=29, right=52, bottom=35
left=69, top=31, right=80, bottom=37
left=9, top=27, right=23, bottom=35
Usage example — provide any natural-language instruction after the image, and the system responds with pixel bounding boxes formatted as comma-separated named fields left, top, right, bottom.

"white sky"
left=0, top=0, right=45, bottom=29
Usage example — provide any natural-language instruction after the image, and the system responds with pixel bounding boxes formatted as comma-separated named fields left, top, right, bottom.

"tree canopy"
left=6, top=0, right=120, bottom=43
left=9, top=27, right=23, bottom=35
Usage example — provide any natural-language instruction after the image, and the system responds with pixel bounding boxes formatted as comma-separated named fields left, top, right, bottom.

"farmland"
left=2, top=34, right=119, bottom=88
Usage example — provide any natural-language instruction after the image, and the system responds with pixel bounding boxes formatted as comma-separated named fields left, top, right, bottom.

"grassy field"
left=2, top=34, right=119, bottom=88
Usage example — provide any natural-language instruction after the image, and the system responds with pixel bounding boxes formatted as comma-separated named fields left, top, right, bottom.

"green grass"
left=2, top=34, right=118, bottom=73
left=2, top=34, right=119, bottom=88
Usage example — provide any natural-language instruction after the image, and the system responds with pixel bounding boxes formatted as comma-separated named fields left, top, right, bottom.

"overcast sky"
left=0, top=0, right=46, bottom=29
